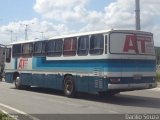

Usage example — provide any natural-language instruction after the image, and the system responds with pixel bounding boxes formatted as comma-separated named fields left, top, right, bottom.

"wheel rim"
left=15, top=77, right=20, bottom=87
left=65, top=80, right=73, bottom=94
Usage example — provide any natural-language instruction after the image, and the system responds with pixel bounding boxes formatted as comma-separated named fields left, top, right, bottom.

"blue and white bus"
left=4, top=30, right=157, bottom=97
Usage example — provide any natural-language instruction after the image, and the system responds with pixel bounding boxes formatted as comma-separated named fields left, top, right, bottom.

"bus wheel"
left=14, top=76, right=22, bottom=89
left=64, top=76, right=76, bottom=97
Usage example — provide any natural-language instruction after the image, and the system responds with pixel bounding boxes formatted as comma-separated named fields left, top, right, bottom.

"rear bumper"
left=108, top=82, right=157, bottom=90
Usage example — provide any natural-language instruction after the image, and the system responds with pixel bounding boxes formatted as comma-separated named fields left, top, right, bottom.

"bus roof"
left=9, top=39, right=48, bottom=45
left=49, top=29, right=152, bottom=40
left=9, top=29, right=152, bottom=45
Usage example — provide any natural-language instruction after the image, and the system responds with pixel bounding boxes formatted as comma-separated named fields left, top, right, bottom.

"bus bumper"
left=108, top=82, right=157, bottom=90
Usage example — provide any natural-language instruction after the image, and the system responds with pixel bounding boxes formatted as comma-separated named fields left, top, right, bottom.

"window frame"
left=47, top=39, right=63, bottom=57
left=6, top=48, right=11, bottom=63
left=105, top=35, right=107, bottom=54
left=33, top=41, right=46, bottom=57
left=12, top=44, right=22, bottom=58
left=63, top=37, right=77, bottom=56
left=77, top=35, right=89, bottom=56
left=22, top=42, right=33, bottom=57
left=89, top=34, right=104, bottom=55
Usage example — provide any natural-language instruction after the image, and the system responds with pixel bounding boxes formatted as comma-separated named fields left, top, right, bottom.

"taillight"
left=110, top=78, right=121, bottom=83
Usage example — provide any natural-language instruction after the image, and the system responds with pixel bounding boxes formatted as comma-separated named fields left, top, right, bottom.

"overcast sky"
left=0, top=0, right=160, bottom=46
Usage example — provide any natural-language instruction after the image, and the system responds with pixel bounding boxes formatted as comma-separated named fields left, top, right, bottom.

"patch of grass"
left=0, top=112, right=15, bottom=120
left=156, top=72, right=160, bottom=82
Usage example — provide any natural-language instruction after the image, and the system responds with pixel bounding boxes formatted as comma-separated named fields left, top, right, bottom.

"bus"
left=0, top=44, right=5, bottom=81
left=4, top=30, right=157, bottom=97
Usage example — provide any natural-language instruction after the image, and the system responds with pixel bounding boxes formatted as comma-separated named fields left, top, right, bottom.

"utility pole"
left=41, top=32, right=44, bottom=39
left=25, top=25, right=28, bottom=40
left=21, top=23, right=34, bottom=40
left=10, top=30, right=13, bottom=42
left=135, top=0, right=140, bottom=30
left=6, top=30, right=13, bottom=42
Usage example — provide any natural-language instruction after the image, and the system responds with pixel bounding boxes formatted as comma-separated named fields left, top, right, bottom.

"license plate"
left=133, top=74, right=142, bottom=80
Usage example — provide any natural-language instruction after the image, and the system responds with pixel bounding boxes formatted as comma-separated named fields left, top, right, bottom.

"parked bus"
left=4, top=30, right=157, bottom=97
left=0, top=44, right=5, bottom=81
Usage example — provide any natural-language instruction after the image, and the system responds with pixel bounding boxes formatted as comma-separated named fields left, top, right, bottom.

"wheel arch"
left=13, top=72, right=19, bottom=81
left=63, top=74, right=73, bottom=84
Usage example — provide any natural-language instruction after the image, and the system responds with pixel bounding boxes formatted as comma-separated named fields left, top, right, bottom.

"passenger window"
left=77, top=36, right=89, bottom=56
left=63, top=37, right=77, bottom=56
left=6, top=48, right=11, bottom=63
left=12, top=44, right=22, bottom=57
left=47, top=39, right=63, bottom=57
left=90, top=34, right=104, bottom=55
left=22, top=43, right=33, bottom=57
left=105, top=35, right=107, bottom=54
left=33, top=41, right=46, bottom=56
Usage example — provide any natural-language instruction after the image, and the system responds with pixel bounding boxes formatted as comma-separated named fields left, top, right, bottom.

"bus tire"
left=14, top=76, right=22, bottom=89
left=64, top=76, right=76, bottom=98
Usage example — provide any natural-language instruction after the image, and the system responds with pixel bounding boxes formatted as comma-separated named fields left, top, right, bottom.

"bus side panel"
left=32, top=74, right=45, bottom=87
left=45, top=74, right=57, bottom=89
left=56, top=74, right=63, bottom=90
left=76, top=76, right=89, bottom=92
left=45, top=74, right=63, bottom=90
left=20, top=73, right=63, bottom=89
left=88, top=77, right=108, bottom=93
left=5, top=72, right=14, bottom=83
left=20, top=73, right=32, bottom=86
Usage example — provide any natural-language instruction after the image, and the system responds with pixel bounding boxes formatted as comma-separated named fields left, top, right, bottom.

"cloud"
left=103, top=0, right=135, bottom=29
left=34, top=0, right=89, bottom=22
left=1, top=0, right=160, bottom=46
left=0, top=18, right=70, bottom=44
left=33, top=0, right=136, bottom=29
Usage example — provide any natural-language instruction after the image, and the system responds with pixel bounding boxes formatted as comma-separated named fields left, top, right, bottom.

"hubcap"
left=15, top=77, right=20, bottom=87
left=65, top=80, right=73, bottom=94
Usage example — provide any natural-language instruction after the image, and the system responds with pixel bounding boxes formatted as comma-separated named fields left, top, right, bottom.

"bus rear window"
left=109, top=33, right=155, bottom=55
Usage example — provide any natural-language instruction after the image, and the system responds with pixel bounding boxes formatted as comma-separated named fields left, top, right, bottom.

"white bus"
left=4, top=30, right=157, bottom=97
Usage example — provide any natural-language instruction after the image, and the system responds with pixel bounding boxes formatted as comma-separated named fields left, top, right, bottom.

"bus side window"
left=105, top=35, right=107, bottom=54
left=47, top=39, right=63, bottom=57
left=89, top=34, right=104, bottom=55
left=77, top=36, right=89, bottom=56
left=63, top=37, right=77, bottom=56
left=33, top=41, right=46, bottom=56
left=22, top=43, right=33, bottom=57
left=12, top=44, right=22, bottom=57
left=6, top=48, right=11, bottom=63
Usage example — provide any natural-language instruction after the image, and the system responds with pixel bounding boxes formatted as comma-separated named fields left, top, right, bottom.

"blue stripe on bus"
left=32, top=57, right=156, bottom=72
